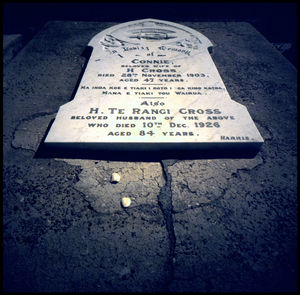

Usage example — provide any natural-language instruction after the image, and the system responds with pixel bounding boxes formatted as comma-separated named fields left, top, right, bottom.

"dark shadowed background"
left=3, top=1, right=298, bottom=293
left=3, top=1, right=298, bottom=67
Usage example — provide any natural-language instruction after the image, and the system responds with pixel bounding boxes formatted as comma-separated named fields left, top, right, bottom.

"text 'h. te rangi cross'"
left=44, top=19, right=263, bottom=158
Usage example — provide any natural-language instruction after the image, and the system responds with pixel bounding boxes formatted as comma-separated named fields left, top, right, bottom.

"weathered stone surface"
left=3, top=34, right=24, bottom=65
left=171, top=169, right=297, bottom=292
left=71, top=160, right=165, bottom=214
left=165, top=22, right=297, bottom=293
left=3, top=156, right=169, bottom=292
left=168, top=157, right=263, bottom=212
left=12, top=113, right=56, bottom=151
left=3, top=21, right=297, bottom=292
left=3, top=22, right=120, bottom=160
left=30, top=213, right=169, bottom=292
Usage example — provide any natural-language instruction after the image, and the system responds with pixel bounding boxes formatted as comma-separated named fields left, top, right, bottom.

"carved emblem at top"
left=99, top=20, right=204, bottom=53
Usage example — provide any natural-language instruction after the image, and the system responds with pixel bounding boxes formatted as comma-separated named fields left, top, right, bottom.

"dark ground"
left=3, top=2, right=298, bottom=293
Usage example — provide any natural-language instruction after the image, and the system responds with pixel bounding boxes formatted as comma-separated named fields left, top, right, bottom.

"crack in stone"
left=173, top=187, right=228, bottom=214
left=232, top=153, right=265, bottom=178
left=180, top=182, right=199, bottom=197
left=169, top=156, right=264, bottom=212
left=157, top=159, right=257, bottom=290
left=11, top=112, right=57, bottom=151
left=68, top=160, right=165, bottom=214
left=254, top=120, right=274, bottom=141
left=172, top=154, right=265, bottom=215
left=157, top=160, right=176, bottom=291
left=15, top=111, right=57, bottom=128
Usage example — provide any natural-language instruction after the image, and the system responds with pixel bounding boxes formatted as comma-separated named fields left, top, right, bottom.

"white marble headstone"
left=44, top=19, right=263, bottom=158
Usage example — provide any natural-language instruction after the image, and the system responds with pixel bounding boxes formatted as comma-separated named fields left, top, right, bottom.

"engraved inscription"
left=45, top=19, right=263, bottom=154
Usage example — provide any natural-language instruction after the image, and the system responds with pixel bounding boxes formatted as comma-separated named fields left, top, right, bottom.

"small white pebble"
left=121, top=197, right=131, bottom=208
left=111, top=172, right=121, bottom=183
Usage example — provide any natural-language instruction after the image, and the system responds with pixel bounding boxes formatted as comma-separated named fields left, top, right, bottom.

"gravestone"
left=44, top=19, right=263, bottom=159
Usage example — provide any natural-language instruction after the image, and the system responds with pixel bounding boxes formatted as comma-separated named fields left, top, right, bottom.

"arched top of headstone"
left=88, top=18, right=213, bottom=52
